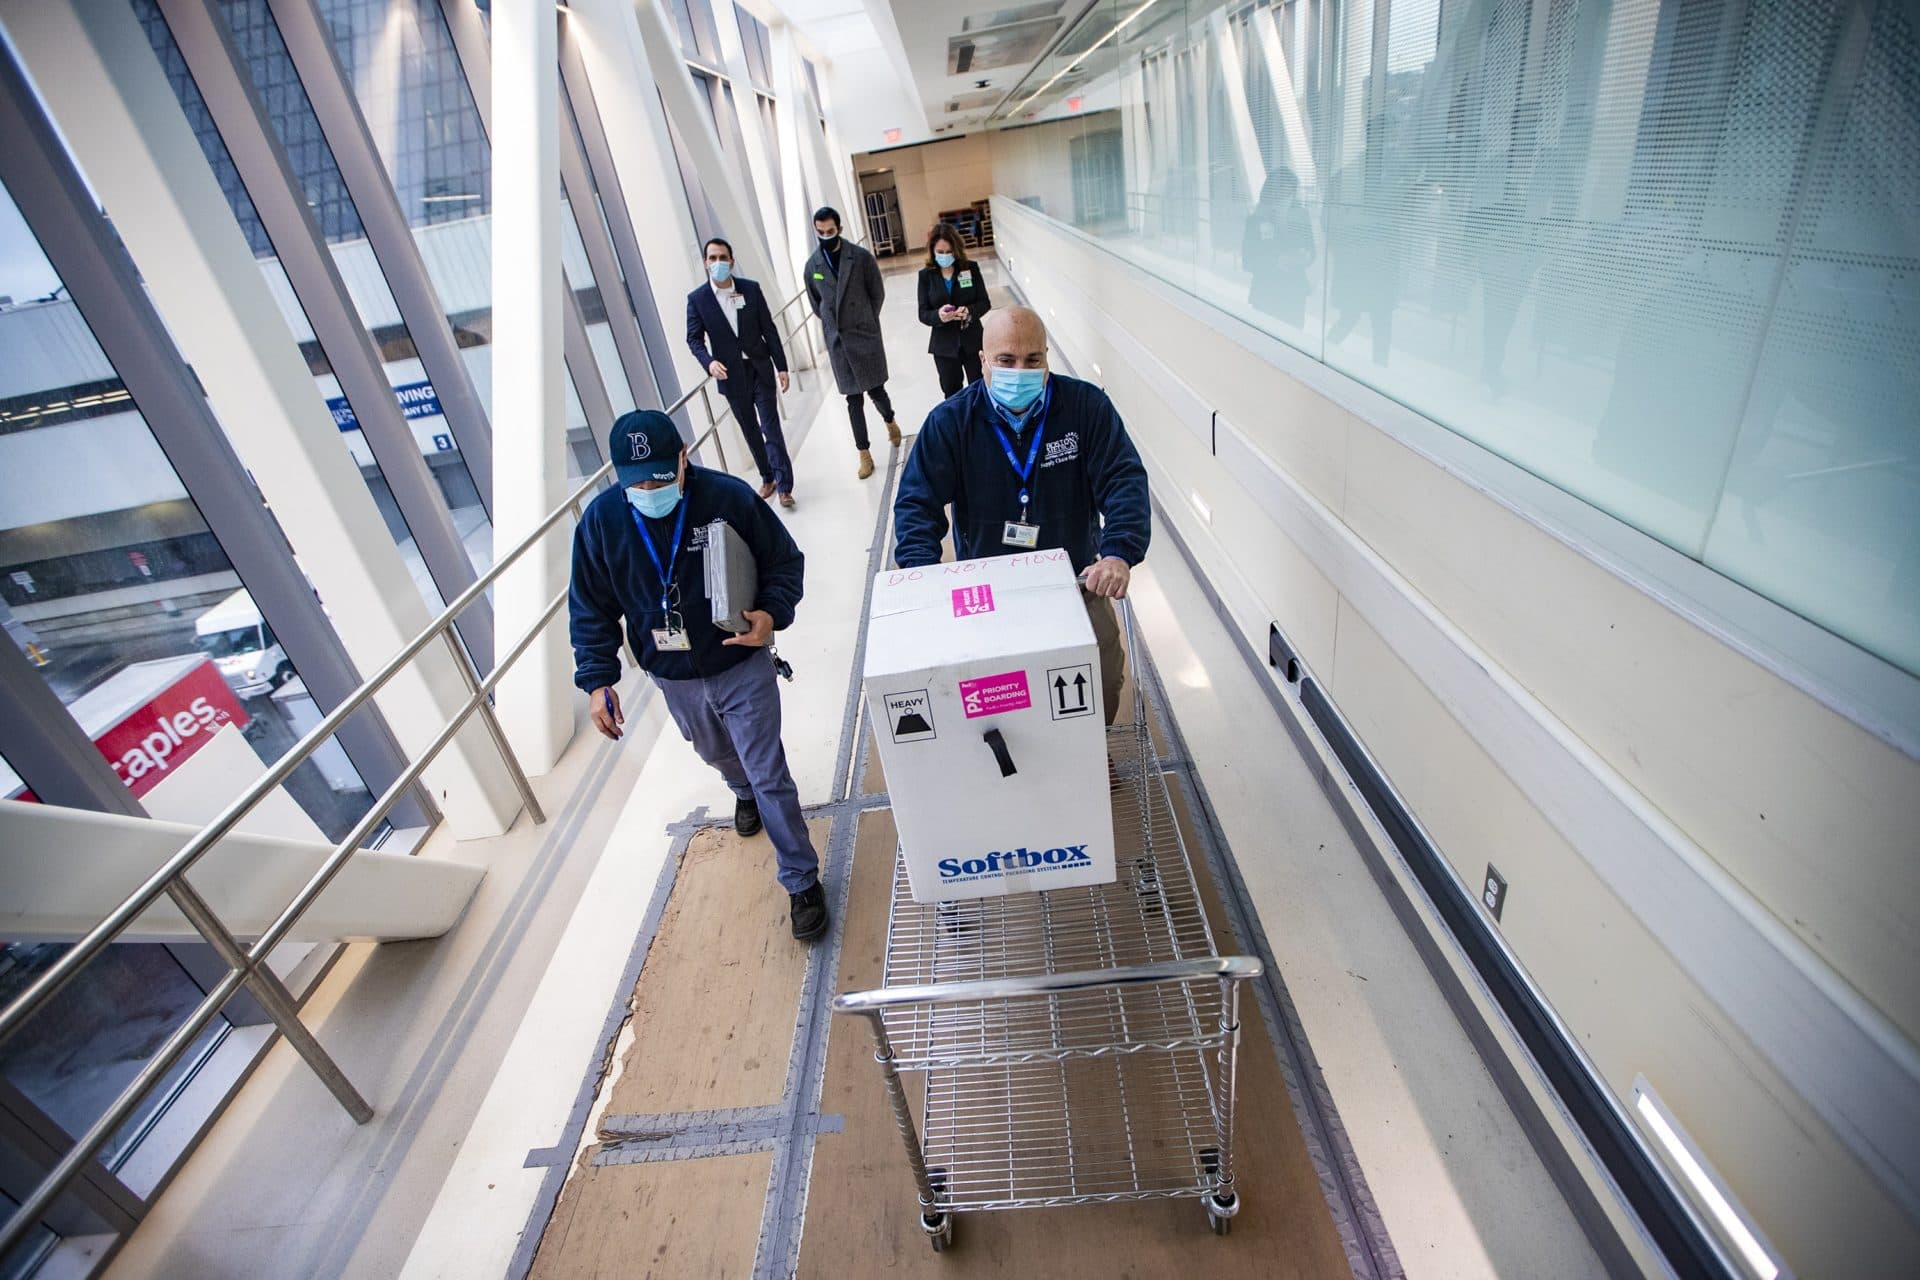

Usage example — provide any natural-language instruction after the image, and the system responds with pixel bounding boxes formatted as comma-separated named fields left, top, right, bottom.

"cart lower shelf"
left=922, top=1048, right=1225, bottom=1210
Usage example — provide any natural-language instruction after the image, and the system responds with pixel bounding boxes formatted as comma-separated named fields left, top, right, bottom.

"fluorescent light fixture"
left=1632, top=1078, right=1787, bottom=1279
left=1091, top=361, right=1102, bottom=377
left=421, top=193, right=480, bottom=203
left=1015, top=0, right=1162, bottom=116
left=1191, top=492, right=1211, bottom=525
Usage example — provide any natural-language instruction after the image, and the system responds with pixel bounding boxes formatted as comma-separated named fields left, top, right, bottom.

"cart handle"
left=831, top=955, right=1264, bottom=1014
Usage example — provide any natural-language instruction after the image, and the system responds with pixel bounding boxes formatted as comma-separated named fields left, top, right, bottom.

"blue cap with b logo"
left=610, top=409, right=684, bottom=486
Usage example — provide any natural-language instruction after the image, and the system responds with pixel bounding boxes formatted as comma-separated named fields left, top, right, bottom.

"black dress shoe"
left=789, top=882, right=829, bottom=942
left=735, top=796, right=762, bottom=837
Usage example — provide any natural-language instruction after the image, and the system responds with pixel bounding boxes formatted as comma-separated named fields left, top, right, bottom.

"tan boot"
left=857, top=449, right=875, bottom=479
left=886, top=419, right=903, bottom=446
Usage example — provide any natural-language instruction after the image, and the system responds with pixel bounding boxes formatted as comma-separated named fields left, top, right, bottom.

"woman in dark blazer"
left=916, top=222, right=992, bottom=399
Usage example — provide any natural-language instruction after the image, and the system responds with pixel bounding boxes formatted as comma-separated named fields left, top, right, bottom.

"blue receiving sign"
left=328, top=379, right=443, bottom=431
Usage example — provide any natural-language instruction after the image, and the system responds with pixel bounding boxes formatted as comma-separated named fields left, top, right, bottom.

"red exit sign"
left=1067, top=96, right=1083, bottom=112
left=884, top=127, right=902, bottom=143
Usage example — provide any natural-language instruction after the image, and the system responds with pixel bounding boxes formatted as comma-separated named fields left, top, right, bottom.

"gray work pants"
left=654, top=649, right=820, bottom=894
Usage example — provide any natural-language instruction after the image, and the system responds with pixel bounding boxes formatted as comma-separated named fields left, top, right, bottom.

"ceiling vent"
left=944, top=89, right=1003, bottom=114
left=961, top=4, right=1062, bottom=32
left=948, top=16, right=1062, bottom=74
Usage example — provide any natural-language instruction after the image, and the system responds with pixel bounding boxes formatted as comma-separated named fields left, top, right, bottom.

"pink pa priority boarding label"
left=951, top=584, right=995, bottom=616
left=958, top=670, right=1031, bottom=719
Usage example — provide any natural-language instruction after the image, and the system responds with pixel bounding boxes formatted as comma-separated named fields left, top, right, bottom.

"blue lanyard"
left=986, top=380, right=1052, bottom=511
left=820, top=244, right=839, bottom=278
left=627, top=493, right=689, bottom=615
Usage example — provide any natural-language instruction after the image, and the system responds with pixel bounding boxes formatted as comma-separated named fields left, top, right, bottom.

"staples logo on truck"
left=88, top=659, right=250, bottom=797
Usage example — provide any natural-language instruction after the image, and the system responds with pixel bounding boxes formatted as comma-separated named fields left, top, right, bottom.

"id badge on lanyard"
left=991, top=384, right=1051, bottom=547
left=651, top=613, right=691, bottom=651
left=630, top=498, right=692, bottom=652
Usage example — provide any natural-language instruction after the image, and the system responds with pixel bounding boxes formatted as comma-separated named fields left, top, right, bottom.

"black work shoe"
left=735, top=796, right=762, bottom=837
left=789, top=882, right=829, bottom=942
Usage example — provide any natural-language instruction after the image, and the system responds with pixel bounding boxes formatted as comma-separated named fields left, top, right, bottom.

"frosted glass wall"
left=992, top=0, right=1920, bottom=677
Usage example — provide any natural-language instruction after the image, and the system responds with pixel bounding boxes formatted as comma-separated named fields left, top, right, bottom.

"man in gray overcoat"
left=804, top=207, right=900, bottom=479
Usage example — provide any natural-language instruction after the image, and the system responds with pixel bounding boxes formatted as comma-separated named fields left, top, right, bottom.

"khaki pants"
left=1083, top=590, right=1127, bottom=724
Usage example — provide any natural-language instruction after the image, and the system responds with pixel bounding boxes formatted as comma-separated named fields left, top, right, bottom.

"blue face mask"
left=627, top=482, right=682, bottom=519
left=707, top=260, right=732, bottom=284
left=935, top=252, right=955, bottom=269
left=988, top=367, right=1046, bottom=414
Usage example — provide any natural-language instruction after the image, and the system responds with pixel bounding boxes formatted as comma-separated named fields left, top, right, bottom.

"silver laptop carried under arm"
left=703, top=518, right=758, bottom=633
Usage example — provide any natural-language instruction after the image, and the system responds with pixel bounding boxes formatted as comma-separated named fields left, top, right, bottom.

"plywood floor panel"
left=528, top=1151, right=770, bottom=1280
left=605, top=819, right=831, bottom=1117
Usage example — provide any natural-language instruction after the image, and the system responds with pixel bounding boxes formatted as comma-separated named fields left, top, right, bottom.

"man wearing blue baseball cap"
left=569, top=409, right=828, bottom=942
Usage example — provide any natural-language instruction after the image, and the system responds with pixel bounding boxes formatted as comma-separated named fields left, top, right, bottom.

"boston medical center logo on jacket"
left=937, top=842, right=1093, bottom=884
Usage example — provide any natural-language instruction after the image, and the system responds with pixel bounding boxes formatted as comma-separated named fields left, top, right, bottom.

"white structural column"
left=568, top=0, right=709, bottom=399
left=492, top=0, right=572, bottom=774
left=808, top=43, right=855, bottom=223
left=711, top=6, right=795, bottom=302
left=628, top=0, right=774, bottom=285
left=1, top=0, right=519, bottom=839
left=769, top=18, right=822, bottom=285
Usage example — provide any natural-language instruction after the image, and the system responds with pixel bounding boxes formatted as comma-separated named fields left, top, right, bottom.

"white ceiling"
left=768, top=0, right=1101, bottom=137
left=874, top=0, right=1080, bottom=133
left=765, top=0, right=881, bottom=58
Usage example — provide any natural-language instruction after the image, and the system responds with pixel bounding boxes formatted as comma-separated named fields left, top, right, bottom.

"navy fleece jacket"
left=569, top=466, right=804, bottom=688
left=893, top=374, right=1150, bottom=573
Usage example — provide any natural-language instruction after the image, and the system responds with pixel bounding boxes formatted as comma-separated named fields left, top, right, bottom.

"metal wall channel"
left=262, top=0, right=496, bottom=518
left=558, top=79, right=663, bottom=416
left=159, top=0, right=495, bottom=672
left=433, top=0, right=620, bottom=455
left=557, top=24, right=686, bottom=409
left=0, top=34, right=431, bottom=830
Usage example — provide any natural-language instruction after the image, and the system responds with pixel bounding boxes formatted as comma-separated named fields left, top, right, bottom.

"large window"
left=136, top=0, right=487, bottom=605
left=0, top=179, right=377, bottom=843
left=0, top=167, right=383, bottom=1271
left=992, top=0, right=1920, bottom=679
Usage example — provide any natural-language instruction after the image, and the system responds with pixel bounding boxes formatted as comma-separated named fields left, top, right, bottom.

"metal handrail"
left=831, top=956, right=1265, bottom=1014
left=0, top=249, right=846, bottom=1258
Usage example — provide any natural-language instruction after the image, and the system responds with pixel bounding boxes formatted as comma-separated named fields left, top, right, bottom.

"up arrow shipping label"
left=1048, top=663, right=1095, bottom=719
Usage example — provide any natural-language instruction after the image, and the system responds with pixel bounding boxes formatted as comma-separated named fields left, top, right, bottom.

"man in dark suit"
left=686, top=238, right=795, bottom=507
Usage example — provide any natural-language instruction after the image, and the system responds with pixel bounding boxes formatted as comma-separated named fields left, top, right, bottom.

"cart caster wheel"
left=922, top=1168, right=954, bottom=1254
left=1198, top=1148, right=1239, bottom=1236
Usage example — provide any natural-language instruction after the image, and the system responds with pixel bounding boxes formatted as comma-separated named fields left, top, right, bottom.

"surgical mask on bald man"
left=988, top=367, right=1046, bottom=414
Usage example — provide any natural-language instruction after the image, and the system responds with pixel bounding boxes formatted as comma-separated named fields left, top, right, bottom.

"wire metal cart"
left=833, top=604, right=1264, bottom=1252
